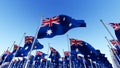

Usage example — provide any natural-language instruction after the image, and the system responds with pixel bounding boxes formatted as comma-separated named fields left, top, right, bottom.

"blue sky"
left=0, top=0, right=120, bottom=64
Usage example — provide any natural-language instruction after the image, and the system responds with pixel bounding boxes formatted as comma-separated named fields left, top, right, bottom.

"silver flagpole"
left=89, top=59, right=93, bottom=68
left=66, top=35, right=72, bottom=68
left=9, top=41, right=16, bottom=51
left=29, top=49, right=39, bottom=68
left=1, top=47, right=9, bottom=63
left=82, top=56, right=87, bottom=68
left=100, top=20, right=115, bottom=39
left=109, top=45, right=120, bottom=67
left=107, top=45, right=120, bottom=67
left=108, top=45, right=120, bottom=68
left=78, top=54, right=86, bottom=68
left=24, top=17, right=42, bottom=68
left=32, top=58, right=35, bottom=68
left=8, top=33, right=26, bottom=68
left=97, top=63, right=100, bottom=68
left=62, top=49, right=65, bottom=57
left=30, top=49, right=37, bottom=68
left=0, top=47, right=10, bottom=68
left=1, top=41, right=15, bottom=67
left=2, top=41, right=15, bottom=63
left=100, top=20, right=120, bottom=46
left=62, top=49, right=65, bottom=68
left=1, top=41, right=15, bottom=65
left=45, top=43, right=50, bottom=68
left=93, top=61, right=98, bottom=68
left=105, top=37, right=120, bottom=62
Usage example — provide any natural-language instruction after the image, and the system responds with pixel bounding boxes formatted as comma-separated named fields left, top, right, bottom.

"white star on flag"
left=63, top=17, right=66, bottom=21
left=21, top=54, right=23, bottom=56
left=25, top=46, right=29, bottom=50
left=34, top=46, right=37, bottom=48
left=76, top=48, right=79, bottom=52
left=85, top=43, right=88, bottom=45
left=69, top=23, right=72, bottom=27
left=90, top=51, right=93, bottom=54
left=88, top=55, right=90, bottom=57
left=46, top=29, right=52, bottom=35
left=38, top=57, right=40, bottom=59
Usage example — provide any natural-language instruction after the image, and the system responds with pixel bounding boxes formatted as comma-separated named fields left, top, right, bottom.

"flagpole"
left=31, top=57, right=35, bottom=68
left=25, top=17, right=42, bottom=68
left=105, top=36, right=120, bottom=62
left=28, top=49, right=38, bottom=68
left=45, top=43, right=50, bottom=68
left=29, top=49, right=37, bottom=68
left=62, top=49, right=65, bottom=57
left=1, top=41, right=15, bottom=65
left=62, top=49, right=65, bottom=68
left=97, top=63, right=100, bottom=68
left=9, top=41, right=16, bottom=51
left=100, top=20, right=116, bottom=39
left=101, top=20, right=120, bottom=46
left=107, top=45, right=120, bottom=67
left=66, top=34, right=72, bottom=68
left=1, top=44, right=17, bottom=68
left=108, top=45, right=120, bottom=68
left=3, top=41, right=16, bottom=65
left=105, top=37, right=114, bottom=48
left=8, top=33, right=26, bottom=68
left=105, top=37, right=120, bottom=63
left=0, top=46, right=10, bottom=67
left=2, top=41, right=15, bottom=63
left=107, top=44, right=120, bottom=61
left=67, top=35, right=70, bottom=53
left=89, top=59, right=93, bottom=68
left=82, top=56, right=87, bottom=68
left=93, top=61, right=98, bottom=68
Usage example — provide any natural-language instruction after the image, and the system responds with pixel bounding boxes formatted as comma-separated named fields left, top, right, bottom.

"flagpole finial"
left=105, top=36, right=107, bottom=39
left=24, top=32, right=26, bottom=35
left=13, top=41, right=16, bottom=43
left=100, top=19, right=103, bottom=22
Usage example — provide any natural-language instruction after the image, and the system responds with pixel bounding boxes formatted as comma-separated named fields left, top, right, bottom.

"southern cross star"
left=47, top=29, right=52, bottom=35
left=69, top=23, right=72, bottom=27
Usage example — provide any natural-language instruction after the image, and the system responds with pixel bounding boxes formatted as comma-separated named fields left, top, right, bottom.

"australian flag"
left=37, top=15, right=86, bottom=38
left=0, top=50, right=12, bottom=64
left=70, top=38, right=83, bottom=54
left=70, top=38, right=99, bottom=60
left=110, top=40, right=120, bottom=54
left=11, top=45, right=28, bottom=57
left=24, top=36, right=44, bottom=51
left=109, top=23, right=120, bottom=42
